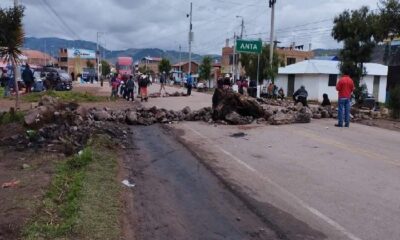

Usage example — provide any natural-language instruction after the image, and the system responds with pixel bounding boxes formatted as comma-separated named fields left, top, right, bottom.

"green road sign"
left=236, top=39, right=262, bottom=54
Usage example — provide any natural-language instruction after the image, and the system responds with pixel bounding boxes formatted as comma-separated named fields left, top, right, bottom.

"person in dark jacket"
left=126, top=75, right=135, bottom=101
left=22, top=64, right=34, bottom=93
left=293, top=85, right=308, bottom=106
left=139, top=75, right=151, bottom=102
left=321, top=93, right=331, bottom=107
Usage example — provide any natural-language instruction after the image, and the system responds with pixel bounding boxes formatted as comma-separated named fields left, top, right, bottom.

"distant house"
left=172, top=61, right=199, bottom=75
left=276, top=60, right=388, bottom=103
left=138, top=56, right=162, bottom=75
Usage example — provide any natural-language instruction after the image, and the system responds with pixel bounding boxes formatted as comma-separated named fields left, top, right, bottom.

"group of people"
left=291, top=71, right=354, bottom=128
left=110, top=73, right=151, bottom=102
left=1, top=64, right=36, bottom=97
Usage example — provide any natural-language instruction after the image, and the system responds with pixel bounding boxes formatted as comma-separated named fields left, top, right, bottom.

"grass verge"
left=23, top=135, right=121, bottom=240
left=0, top=110, right=24, bottom=125
left=22, top=90, right=107, bottom=103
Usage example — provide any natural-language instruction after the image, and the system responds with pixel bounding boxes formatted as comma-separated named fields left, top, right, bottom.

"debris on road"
left=230, top=132, right=247, bottom=138
left=2, top=180, right=20, bottom=188
left=122, top=179, right=135, bottom=188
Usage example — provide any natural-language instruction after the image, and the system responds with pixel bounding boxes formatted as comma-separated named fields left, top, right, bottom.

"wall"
left=361, top=76, right=387, bottom=103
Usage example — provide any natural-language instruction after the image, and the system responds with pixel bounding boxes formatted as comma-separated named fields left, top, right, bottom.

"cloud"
left=1, top=0, right=380, bottom=54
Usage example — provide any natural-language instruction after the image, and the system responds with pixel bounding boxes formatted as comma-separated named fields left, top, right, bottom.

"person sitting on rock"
left=293, top=85, right=308, bottom=107
left=278, top=88, right=285, bottom=100
left=223, top=74, right=231, bottom=90
left=321, top=93, right=331, bottom=107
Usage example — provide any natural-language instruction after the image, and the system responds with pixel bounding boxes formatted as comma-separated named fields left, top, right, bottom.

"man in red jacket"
left=336, top=72, right=355, bottom=127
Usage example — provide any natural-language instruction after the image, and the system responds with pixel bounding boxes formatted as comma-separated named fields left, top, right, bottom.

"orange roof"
left=172, top=61, right=199, bottom=67
left=22, top=49, right=56, bottom=61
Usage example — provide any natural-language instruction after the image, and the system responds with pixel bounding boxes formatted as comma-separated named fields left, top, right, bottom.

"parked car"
left=41, top=67, right=72, bottom=91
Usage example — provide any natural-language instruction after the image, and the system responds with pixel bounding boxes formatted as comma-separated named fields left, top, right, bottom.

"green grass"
left=0, top=110, right=24, bottom=125
left=22, top=90, right=107, bottom=103
left=0, top=87, right=4, bottom=97
left=23, top=135, right=121, bottom=240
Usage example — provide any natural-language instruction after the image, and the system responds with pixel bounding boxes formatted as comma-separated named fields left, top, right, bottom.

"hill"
left=23, top=37, right=221, bottom=64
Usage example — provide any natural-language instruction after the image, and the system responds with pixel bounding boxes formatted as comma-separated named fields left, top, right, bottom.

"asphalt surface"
left=126, top=125, right=280, bottom=240
left=174, top=120, right=400, bottom=240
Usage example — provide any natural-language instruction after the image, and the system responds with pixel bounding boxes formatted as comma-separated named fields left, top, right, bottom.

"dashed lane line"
left=185, top=125, right=363, bottom=240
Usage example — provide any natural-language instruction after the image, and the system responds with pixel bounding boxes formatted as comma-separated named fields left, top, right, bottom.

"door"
left=373, top=76, right=380, bottom=100
left=288, top=74, right=295, bottom=97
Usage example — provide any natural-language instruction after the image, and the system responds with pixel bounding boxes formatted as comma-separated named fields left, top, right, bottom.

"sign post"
left=236, top=39, right=262, bottom=97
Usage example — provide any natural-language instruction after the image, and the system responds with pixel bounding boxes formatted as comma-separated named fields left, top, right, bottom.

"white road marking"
left=186, top=126, right=363, bottom=240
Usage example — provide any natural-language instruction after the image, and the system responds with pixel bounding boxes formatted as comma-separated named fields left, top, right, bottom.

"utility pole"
left=269, top=0, right=276, bottom=83
left=188, top=2, right=193, bottom=75
left=236, top=16, right=244, bottom=39
left=179, top=44, right=182, bottom=79
left=232, top=32, right=237, bottom=81
left=96, top=32, right=104, bottom=82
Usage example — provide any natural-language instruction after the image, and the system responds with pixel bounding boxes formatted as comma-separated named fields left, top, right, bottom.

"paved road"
left=125, top=125, right=279, bottom=240
left=172, top=120, right=400, bottom=240
left=135, top=87, right=400, bottom=240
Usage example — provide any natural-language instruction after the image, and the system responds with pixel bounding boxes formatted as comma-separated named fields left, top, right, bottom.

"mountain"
left=23, top=37, right=221, bottom=64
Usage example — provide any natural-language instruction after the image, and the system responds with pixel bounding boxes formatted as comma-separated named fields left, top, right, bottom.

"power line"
left=41, top=0, right=81, bottom=40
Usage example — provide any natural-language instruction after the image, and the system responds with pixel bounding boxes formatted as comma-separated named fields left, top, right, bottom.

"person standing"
left=186, top=72, right=193, bottom=96
left=110, top=76, right=120, bottom=100
left=159, top=72, right=167, bottom=96
left=22, top=64, right=34, bottom=93
left=336, top=72, right=355, bottom=127
left=139, top=75, right=150, bottom=102
left=1, top=72, right=11, bottom=97
left=126, top=75, right=135, bottom=101
left=293, top=85, right=308, bottom=107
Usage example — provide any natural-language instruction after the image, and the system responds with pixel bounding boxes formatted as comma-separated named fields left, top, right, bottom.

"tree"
left=101, top=60, right=111, bottom=76
left=378, top=0, right=400, bottom=38
left=240, top=44, right=280, bottom=84
left=332, top=6, right=382, bottom=101
left=158, top=58, right=171, bottom=75
left=199, top=56, right=212, bottom=88
left=0, top=5, right=25, bottom=109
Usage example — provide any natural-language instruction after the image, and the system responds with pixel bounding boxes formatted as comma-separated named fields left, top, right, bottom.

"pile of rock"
left=148, top=91, right=187, bottom=98
left=1, top=96, right=131, bottom=156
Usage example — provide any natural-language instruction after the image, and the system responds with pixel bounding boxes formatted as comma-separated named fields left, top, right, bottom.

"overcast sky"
left=1, top=0, right=381, bottom=54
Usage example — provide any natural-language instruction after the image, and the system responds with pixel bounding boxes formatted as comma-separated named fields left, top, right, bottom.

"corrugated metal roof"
left=278, top=60, right=388, bottom=76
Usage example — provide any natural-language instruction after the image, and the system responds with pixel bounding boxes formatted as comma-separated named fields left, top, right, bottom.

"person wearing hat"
left=223, top=74, right=231, bottom=89
left=139, top=74, right=150, bottom=102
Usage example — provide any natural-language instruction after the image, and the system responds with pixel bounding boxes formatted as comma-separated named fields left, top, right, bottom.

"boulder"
left=24, top=106, right=54, bottom=128
left=225, top=111, right=253, bottom=125
left=93, top=110, right=111, bottom=121
left=126, top=111, right=138, bottom=125
left=213, top=90, right=265, bottom=121
left=269, top=112, right=295, bottom=125
left=295, top=102, right=304, bottom=111
left=313, top=113, right=322, bottom=119
left=155, top=110, right=167, bottom=121
left=295, top=107, right=312, bottom=123
left=182, top=106, right=191, bottom=115
left=75, top=106, right=88, bottom=119
left=39, top=96, right=59, bottom=107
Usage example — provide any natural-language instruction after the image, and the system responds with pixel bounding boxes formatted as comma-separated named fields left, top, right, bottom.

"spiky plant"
left=0, top=5, right=25, bottom=109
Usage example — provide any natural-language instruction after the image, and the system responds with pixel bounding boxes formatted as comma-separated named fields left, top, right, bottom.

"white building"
left=276, top=60, right=388, bottom=103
